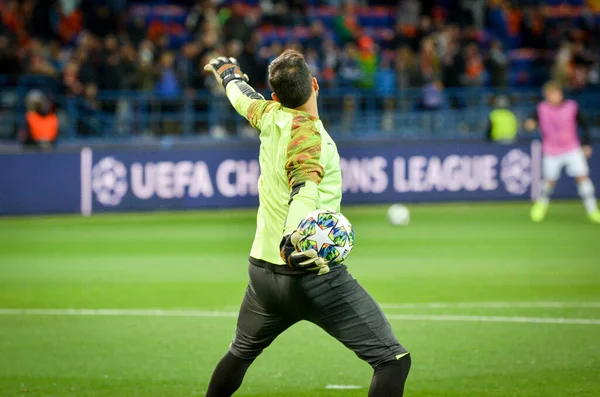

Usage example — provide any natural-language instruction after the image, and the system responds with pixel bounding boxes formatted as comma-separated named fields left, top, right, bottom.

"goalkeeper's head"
left=268, top=49, right=318, bottom=110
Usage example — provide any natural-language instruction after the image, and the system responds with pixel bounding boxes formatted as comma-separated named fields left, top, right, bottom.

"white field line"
left=385, top=314, right=600, bottom=325
left=0, top=308, right=599, bottom=325
left=219, top=301, right=600, bottom=312
left=0, top=308, right=239, bottom=317
left=324, top=385, right=363, bottom=390
left=379, top=301, right=600, bottom=309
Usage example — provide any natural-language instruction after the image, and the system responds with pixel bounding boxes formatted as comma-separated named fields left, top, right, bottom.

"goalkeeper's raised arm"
left=204, top=56, right=279, bottom=129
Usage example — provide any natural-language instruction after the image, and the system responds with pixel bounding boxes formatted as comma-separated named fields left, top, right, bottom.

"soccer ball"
left=388, top=204, right=410, bottom=226
left=296, top=209, right=355, bottom=266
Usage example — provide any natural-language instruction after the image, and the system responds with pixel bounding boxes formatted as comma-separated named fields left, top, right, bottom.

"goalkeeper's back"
left=223, top=51, right=343, bottom=267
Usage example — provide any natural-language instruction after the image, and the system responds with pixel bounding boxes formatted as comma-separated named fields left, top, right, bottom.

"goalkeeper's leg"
left=206, top=264, right=298, bottom=397
left=205, top=352, right=253, bottom=397
left=302, top=265, right=411, bottom=396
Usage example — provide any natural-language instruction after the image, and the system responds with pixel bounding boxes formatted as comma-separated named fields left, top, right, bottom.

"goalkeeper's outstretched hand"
left=280, top=232, right=330, bottom=275
left=203, top=56, right=249, bottom=89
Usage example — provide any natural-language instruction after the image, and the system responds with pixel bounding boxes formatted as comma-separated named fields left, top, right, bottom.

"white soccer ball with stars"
left=296, top=209, right=355, bottom=266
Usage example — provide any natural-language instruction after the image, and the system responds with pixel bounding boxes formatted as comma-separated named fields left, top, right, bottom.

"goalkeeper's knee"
left=374, top=353, right=411, bottom=378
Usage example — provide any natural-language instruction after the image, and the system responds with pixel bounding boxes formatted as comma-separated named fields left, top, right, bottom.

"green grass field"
left=0, top=202, right=599, bottom=397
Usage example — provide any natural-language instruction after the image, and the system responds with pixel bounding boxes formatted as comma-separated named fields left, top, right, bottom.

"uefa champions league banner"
left=82, top=146, right=261, bottom=214
left=0, top=141, right=597, bottom=215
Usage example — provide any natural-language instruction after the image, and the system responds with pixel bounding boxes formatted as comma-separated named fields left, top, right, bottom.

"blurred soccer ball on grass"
left=388, top=204, right=410, bottom=226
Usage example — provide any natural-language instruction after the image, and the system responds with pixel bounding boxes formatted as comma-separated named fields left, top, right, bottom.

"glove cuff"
left=218, top=64, right=247, bottom=89
left=222, top=74, right=246, bottom=89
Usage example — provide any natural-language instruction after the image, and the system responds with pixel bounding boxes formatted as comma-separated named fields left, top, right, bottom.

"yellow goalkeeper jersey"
left=225, top=82, right=343, bottom=265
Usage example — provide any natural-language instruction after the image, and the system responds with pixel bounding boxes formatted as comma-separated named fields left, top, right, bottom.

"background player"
left=525, top=81, right=600, bottom=223
left=203, top=51, right=411, bottom=397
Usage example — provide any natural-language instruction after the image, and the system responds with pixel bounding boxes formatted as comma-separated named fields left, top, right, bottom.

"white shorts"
left=543, top=148, right=589, bottom=181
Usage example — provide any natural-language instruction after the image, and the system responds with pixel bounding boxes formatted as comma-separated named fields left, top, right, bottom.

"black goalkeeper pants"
left=229, top=261, right=408, bottom=368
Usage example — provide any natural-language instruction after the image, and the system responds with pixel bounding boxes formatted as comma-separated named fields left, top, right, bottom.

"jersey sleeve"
left=225, top=81, right=281, bottom=129
left=282, top=115, right=325, bottom=235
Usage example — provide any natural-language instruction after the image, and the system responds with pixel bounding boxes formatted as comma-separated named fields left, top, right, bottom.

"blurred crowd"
left=1, top=0, right=600, bottom=142
left=1, top=0, right=599, bottom=98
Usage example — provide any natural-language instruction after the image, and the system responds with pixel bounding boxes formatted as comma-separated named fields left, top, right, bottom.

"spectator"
left=333, top=3, right=359, bottom=46
left=305, top=20, right=326, bottom=57
left=155, top=51, right=182, bottom=135
left=487, top=40, right=508, bottom=88
left=486, top=95, right=517, bottom=143
left=2, top=1, right=24, bottom=40
left=78, top=83, right=102, bottom=137
left=120, top=43, right=139, bottom=90
left=395, top=45, right=419, bottom=89
left=186, top=0, right=219, bottom=38
left=338, top=42, right=361, bottom=88
left=321, top=38, right=339, bottom=88
left=552, top=41, right=573, bottom=87
left=571, top=41, right=595, bottom=89
left=56, top=2, right=83, bottom=44
left=376, top=56, right=396, bottom=97
left=378, top=56, right=396, bottom=132
left=128, top=16, right=147, bottom=47
left=397, top=0, right=421, bottom=27
left=86, top=5, right=118, bottom=38
left=224, top=3, right=253, bottom=43
left=137, top=40, right=155, bottom=91
left=305, top=48, right=321, bottom=81
left=0, top=35, right=21, bottom=80
left=21, top=90, right=59, bottom=149
left=461, top=43, right=484, bottom=86
left=26, top=40, right=59, bottom=79
left=28, top=0, right=56, bottom=40
left=156, top=51, right=181, bottom=99
left=441, top=37, right=463, bottom=88
left=389, top=22, right=415, bottom=51
left=100, top=52, right=121, bottom=91
left=238, top=33, right=266, bottom=89
left=413, top=16, right=434, bottom=52
left=357, top=36, right=377, bottom=89
left=48, top=41, right=66, bottom=73
left=521, top=6, right=547, bottom=49
left=179, top=41, right=202, bottom=91
left=62, top=61, right=84, bottom=95
left=419, top=37, right=441, bottom=83
left=77, top=35, right=102, bottom=85
left=420, top=80, right=445, bottom=110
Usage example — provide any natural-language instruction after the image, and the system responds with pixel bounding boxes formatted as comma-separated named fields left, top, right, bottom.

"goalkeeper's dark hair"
left=268, top=49, right=313, bottom=109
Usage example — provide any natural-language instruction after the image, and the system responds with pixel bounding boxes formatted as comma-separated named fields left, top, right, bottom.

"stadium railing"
left=1, top=78, right=599, bottom=143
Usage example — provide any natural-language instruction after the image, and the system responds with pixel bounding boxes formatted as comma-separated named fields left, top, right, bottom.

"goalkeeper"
left=204, top=50, right=410, bottom=397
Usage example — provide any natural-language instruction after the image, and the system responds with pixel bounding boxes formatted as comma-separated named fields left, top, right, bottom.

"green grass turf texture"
left=0, top=201, right=599, bottom=397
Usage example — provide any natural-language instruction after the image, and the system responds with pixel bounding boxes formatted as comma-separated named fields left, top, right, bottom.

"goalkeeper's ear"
left=271, top=92, right=280, bottom=103
left=312, top=77, right=319, bottom=94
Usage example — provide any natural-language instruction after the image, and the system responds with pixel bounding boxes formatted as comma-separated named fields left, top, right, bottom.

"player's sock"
left=537, top=180, right=555, bottom=205
left=368, top=354, right=411, bottom=397
left=577, top=179, right=598, bottom=214
left=206, top=351, right=254, bottom=397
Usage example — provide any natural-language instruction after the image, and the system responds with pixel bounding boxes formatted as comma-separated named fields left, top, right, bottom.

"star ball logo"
left=92, top=157, right=128, bottom=206
left=500, top=149, right=532, bottom=195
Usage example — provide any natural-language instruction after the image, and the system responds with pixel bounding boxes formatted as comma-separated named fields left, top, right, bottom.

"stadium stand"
left=0, top=0, right=599, bottom=142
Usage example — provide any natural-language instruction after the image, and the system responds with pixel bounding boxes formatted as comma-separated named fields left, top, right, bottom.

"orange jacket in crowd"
left=25, top=110, right=59, bottom=144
